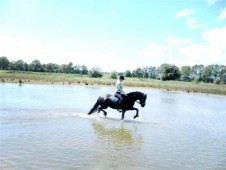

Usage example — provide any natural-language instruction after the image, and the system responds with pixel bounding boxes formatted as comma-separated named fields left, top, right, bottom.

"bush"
left=110, top=71, right=117, bottom=79
left=214, top=79, right=222, bottom=85
left=193, top=78, right=200, bottom=84
left=89, top=67, right=103, bottom=78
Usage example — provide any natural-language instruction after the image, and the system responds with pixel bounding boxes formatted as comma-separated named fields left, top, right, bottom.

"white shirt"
left=115, top=80, right=124, bottom=94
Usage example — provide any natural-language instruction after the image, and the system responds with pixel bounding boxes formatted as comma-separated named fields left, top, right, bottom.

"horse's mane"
left=126, top=91, right=143, bottom=97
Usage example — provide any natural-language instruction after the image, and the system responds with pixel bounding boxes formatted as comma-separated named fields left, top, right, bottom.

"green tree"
left=147, top=66, right=157, bottom=79
left=44, top=63, right=55, bottom=72
left=30, top=60, right=43, bottom=72
left=212, top=65, right=226, bottom=81
left=143, top=70, right=149, bottom=78
left=59, top=64, right=68, bottom=73
left=132, top=70, right=136, bottom=77
left=0, top=56, right=9, bottom=70
left=219, top=65, right=226, bottom=83
left=158, top=64, right=181, bottom=81
left=89, top=67, right=103, bottom=78
left=202, top=65, right=214, bottom=83
left=8, top=61, right=16, bottom=70
left=191, top=64, right=204, bottom=80
left=15, top=60, right=25, bottom=71
left=68, top=62, right=74, bottom=73
left=181, top=66, right=191, bottom=81
left=74, top=65, right=81, bottom=74
left=125, top=70, right=132, bottom=77
left=81, top=65, right=88, bottom=75
left=110, top=71, right=118, bottom=79
left=24, top=63, right=29, bottom=71
left=134, top=67, right=143, bottom=78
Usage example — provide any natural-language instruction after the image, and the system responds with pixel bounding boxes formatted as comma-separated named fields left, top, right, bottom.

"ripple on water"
left=1, top=84, right=226, bottom=169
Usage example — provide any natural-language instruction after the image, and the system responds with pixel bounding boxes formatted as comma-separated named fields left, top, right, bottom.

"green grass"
left=1, top=70, right=226, bottom=95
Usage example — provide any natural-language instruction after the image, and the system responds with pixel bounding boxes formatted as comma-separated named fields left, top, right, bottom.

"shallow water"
left=0, top=83, right=226, bottom=169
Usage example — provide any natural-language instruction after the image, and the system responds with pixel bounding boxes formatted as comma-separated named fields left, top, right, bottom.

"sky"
left=0, top=0, right=226, bottom=72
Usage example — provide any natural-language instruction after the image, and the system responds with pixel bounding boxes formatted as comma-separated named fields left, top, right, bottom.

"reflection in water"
left=92, top=122, right=143, bottom=146
left=1, top=84, right=226, bottom=169
left=91, top=121, right=143, bottom=169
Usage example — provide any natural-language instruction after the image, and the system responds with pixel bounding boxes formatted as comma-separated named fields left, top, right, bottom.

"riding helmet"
left=119, top=75, right=125, bottom=80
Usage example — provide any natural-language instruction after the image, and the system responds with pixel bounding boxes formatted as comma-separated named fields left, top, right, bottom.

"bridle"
left=136, top=100, right=145, bottom=106
left=136, top=94, right=146, bottom=106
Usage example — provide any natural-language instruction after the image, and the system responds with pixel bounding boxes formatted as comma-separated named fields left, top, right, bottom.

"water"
left=1, top=83, right=226, bottom=170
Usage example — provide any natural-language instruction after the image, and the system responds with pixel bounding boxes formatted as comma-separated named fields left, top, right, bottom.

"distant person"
left=115, top=75, right=126, bottom=110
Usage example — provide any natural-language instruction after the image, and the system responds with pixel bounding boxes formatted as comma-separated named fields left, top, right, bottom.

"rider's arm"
left=117, top=82, right=125, bottom=95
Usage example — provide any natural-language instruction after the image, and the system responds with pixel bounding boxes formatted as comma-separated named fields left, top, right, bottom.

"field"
left=1, top=70, right=226, bottom=95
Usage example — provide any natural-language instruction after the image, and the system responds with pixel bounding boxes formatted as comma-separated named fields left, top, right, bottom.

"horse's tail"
left=88, top=96, right=101, bottom=115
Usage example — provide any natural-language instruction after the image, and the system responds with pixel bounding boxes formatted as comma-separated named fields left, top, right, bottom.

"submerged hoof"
left=134, top=115, right=139, bottom=119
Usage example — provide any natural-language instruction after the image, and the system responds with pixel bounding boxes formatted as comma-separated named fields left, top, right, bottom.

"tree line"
left=0, top=56, right=226, bottom=84
left=123, top=64, right=226, bottom=84
left=0, top=56, right=88, bottom=74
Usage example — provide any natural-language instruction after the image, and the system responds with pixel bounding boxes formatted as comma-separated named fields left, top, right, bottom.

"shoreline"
left=2, top=81, right=226, bottom=97
left=1, top=71, right=226, bottom=96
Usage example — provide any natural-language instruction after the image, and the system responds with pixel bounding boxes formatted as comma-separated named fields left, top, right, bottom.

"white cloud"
left=174, top=9, right=205, bottom=30
left=207, top=0, right=218, bottom=5
left=166, top=38, right=192, bottom=47
left=179, top=44, right=224, bottom=65
left=138, top=43, right=181, bottom=66
left=0, top=33, right=134, bottom=72
left=202, top=27, right=226, bottom=48
left=138, top=27, right=226, bottom=67
left=218, top=8, right=226, bottom=21
left=0, top=34, right=83, bottom=65
left=174, top=8, right=196, bottom=18
left=139, top=43, right=169, bottom=59
left=186, top=17, right=205, bottom=30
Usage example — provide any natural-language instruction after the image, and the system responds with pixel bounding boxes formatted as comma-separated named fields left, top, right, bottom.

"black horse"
left=88, top=91, right=147, bottom=120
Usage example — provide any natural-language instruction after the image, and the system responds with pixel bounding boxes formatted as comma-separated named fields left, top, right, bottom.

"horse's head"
left=138, top=92, right=147, bottom=107
left=127, top=91, right=147, bottom=107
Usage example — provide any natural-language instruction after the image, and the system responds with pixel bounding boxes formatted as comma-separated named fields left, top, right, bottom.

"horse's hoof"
left=134, top=115, right=139, bottom=119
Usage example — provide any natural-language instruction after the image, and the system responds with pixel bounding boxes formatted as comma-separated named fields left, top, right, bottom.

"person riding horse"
left=88, top=75, right=147, bottom=120
left=115, top=75, right=126, bottom=111
left=88, top=91, right=147, bottom=120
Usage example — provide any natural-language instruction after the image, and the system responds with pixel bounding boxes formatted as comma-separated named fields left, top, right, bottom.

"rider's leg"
left=115, top=93, right=123, bottom=110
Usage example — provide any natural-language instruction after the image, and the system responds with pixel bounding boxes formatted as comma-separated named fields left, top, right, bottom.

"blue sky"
left=0, top=0, right=225, bottom=71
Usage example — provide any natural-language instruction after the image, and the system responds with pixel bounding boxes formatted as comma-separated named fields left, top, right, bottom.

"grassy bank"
left=1, top=70, right=226, bottom=95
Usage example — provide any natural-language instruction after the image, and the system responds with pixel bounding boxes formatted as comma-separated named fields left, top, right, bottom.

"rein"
left=136, top=100, right=146, bottom=106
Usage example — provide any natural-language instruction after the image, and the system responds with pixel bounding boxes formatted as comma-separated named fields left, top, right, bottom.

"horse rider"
left=115, top=75, right=126, bottom=110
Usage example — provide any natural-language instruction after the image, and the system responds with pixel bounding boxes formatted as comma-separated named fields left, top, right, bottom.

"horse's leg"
left=130, top=107, right=139, bottom=119
left=98, top=107, right=107, bottom=117
left=121, top=111, right=125, bottom=120
left=103, top=110, right=107, bottom=117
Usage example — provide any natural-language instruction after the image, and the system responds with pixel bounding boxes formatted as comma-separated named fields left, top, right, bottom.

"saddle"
left=110, top=96, right=119, bottom=104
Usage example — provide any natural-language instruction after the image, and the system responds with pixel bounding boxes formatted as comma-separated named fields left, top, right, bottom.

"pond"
left=0, top=83, right=226, bottom=169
